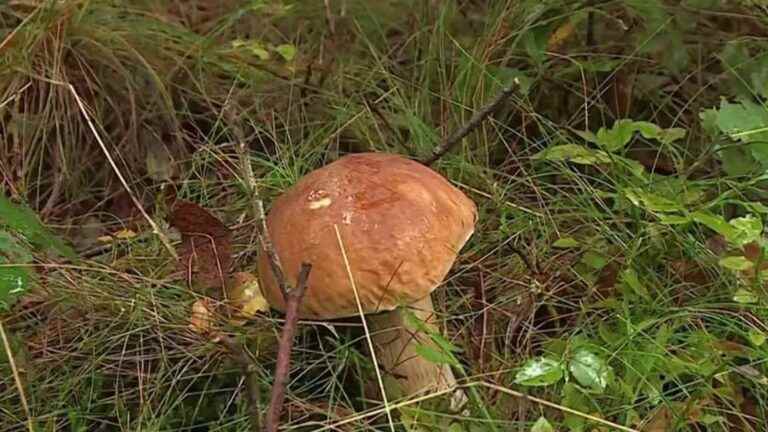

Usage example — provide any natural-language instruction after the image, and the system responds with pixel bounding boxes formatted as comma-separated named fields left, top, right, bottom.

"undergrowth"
left=2, top=0, right=768, bottom=431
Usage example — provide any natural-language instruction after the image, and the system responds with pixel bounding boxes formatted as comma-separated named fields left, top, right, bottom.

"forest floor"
left=2, top=1, right=768, bottom=431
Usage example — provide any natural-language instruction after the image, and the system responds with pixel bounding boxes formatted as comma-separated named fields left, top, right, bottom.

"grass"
left=2, top=0, right=768, bottom=431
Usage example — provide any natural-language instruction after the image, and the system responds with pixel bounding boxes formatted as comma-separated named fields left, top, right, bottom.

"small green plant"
left=0, top=195, right=74, bottom=310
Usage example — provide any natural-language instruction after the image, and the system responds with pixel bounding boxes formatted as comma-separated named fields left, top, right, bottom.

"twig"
left=217, top=335, right=262, bottom=430
left=221, top=101, right=290, bottom=300
left=264, top=263, right=313, bottom=432
left=0, top=321, right=34, bottom=432
left=255, top=201, right=290, bottom=299
left=422, top=81, right=519, bottom=166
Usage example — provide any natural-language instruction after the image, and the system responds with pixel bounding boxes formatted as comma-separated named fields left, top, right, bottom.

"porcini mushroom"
left=257, top=152, right=477, bottom=408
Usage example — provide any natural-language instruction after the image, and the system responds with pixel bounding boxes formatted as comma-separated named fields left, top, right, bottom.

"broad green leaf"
left=733, top=289, right=758, bottom=304
left=729, top=215, right=763, bottom=246
left=710, top=99, right=768, bottom=163
left=748, top=330, right=766, bottom=347
left=596, top=119, right=637, bottom=152
left=0, top=195, right=75, bottom=259
left=231, top=39, right=271, bottom=60
left=514, top=357, right=564, bottom=386
left=414, top=344, right=458, bottom=366
left=553, top=237, right=579, bottom=248
left=691, top=211, right=740, bottom=241
left=561, top=383, right=589, bottom=432
left=581, top=251, right=607, bottom=270
left=531, top=416, right=554, bottom=432
left=718, top=256, right=754, bottom=271
left=532, top=144, right=611, bottom=165
left=568, top=348, right=613, bottom=393
left=274, top=44, right=296, bottom=61
left=657, top=214, right=691, bottom=225
left=578, top=119, right=687, bottom=152
left=625, top=189, right=684, bottom=213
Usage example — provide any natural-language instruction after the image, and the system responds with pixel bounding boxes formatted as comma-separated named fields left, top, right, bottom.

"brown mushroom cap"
left=258, top=152, right=477, bottom=319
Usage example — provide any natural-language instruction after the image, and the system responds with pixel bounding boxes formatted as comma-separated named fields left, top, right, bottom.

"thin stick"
left=264, top=263, right=312, bottom=432
left=255, top=200, right=289, bottom=299
left=422, top=80, right=519, bottom=166
left=64, top=83, right=178, bottom=259
left=334, top=225, right=396, bottom=432
left=0, top=321, right=34, bottom=432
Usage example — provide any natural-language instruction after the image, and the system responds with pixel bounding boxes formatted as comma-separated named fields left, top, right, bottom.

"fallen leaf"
left=227, top=272, right=269, bottom=325
left=189, top=298, right=214, bottom=335
left=114, top=229, right=137, bottom=239
left=168, top=200, right=232, bottom=294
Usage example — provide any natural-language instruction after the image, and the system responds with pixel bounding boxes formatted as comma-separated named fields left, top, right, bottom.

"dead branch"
left=264, top=262, right=313, bottom=432
left=422, top=81, right=519, bottom=166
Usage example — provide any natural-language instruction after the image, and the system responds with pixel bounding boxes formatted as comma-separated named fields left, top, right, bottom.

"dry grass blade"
left=333, top=225, right=396, bottom=432
left=0, top=321, right=34, bottom=432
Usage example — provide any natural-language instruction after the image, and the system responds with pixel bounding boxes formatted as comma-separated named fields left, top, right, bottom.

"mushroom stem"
left=368, top=295, right=467, bottom=410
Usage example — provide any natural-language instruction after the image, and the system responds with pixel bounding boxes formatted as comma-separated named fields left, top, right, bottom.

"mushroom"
left=257, top=152, right=477, bottom=409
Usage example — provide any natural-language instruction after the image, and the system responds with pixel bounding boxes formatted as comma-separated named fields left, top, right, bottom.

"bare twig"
left=222, top=102, right=290, bottom=300
left=264, top=263, right=313, bottom=432
left=422, top=81, right=519, bottom=166
left=217, top=335, right=262, bottom=430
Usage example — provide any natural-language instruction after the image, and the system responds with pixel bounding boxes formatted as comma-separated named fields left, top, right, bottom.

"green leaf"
left=719, top=256, right=754, bottom=271
left=748, top=330, right=766, bottom=347
left=657, top=214, right=691, bottom=225
left=709, top=99, right=768, bottom=165
left=691, top=211, right=740, bottom=241
left=625, top=188, right=684, bottom=213
left=514, top=357, right=565, bottom=386
left=568, top=348, right=613, bottom=393
left=579, top=119, right=687, bottom=153
left=596, top=119, right=637, bottom=152
left=0, top=264, right=30, bottom=310
left=561, top=383, right=589, bottom=432
left=729, top=215, right=763, bottom=246
left=532, top=144, right=611, bottom=165
left=733, top=289, right=758, bottom=304
left=531, top=416, right=554, bottom=432
left=231, top=39, right=271, bottom=60
left=0, top=195, right=75, bottom=259
left=274, top=44, right=296, bottom=61
left=414, top=343, right=459, bottom=366
left=553, top=237, right=580, bottom=248
left=581, top=251, right=608, bottom=270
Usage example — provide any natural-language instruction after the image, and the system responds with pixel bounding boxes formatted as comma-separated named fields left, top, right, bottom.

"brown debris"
left=168, top=200, right=232, bottom=294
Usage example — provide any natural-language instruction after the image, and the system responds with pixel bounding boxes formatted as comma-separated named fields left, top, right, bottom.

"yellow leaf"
left=189, top=299, right=214, bottom=335
left=227, top=272, right=269, bottom=325
left=114, top=229, right=137, bottom=239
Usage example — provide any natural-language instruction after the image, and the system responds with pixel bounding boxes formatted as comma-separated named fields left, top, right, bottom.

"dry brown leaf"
left=168, top=200, right=232, bottom=294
